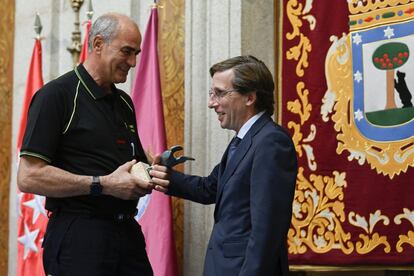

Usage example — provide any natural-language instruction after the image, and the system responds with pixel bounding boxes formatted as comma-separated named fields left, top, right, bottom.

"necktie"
left=226, top=136, right=241, bottom=166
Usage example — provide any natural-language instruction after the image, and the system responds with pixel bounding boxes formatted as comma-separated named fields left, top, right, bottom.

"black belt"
left=52, top=209, right=138, bottom=222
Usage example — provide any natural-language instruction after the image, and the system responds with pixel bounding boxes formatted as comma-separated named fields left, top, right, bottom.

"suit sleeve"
left=167, top=164, right=220, bottom=205
left=239, top=130, right=297, bottom=275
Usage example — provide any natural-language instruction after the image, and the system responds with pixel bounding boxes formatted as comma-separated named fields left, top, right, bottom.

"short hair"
left=209, top=55, right=275, bottom=115
left=88, top=14, right=120, bottom=52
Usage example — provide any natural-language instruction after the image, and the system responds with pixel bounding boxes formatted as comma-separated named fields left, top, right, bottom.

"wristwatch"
left=90, top=176, right=103, bottom=196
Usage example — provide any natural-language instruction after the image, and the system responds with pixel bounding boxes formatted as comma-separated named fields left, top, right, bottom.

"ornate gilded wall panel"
left=0, top=0, right=15, bottom=274
left=158, top=0, right=185, bottom=273
left=279, top=0, right=414, bottom=269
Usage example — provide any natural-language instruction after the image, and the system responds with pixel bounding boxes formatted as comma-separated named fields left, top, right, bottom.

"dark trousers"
left=42, top=212, right=153, bottom=276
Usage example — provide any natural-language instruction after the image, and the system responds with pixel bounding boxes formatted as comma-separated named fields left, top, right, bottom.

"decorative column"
left=67, top=0, right=84, bottom=66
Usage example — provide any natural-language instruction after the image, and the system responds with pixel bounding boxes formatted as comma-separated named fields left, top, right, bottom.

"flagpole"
left=17, top=13, right=46, bottom=276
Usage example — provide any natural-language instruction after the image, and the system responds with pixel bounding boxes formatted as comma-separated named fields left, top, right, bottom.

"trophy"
left=130, top=145, right=194, bottom=181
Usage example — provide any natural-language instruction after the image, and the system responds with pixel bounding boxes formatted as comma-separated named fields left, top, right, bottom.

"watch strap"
left=90, top=176, right=102, bottom=196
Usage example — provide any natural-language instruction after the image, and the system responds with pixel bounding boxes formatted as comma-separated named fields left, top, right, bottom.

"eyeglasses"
left=208, top=88, right=237, bottom=102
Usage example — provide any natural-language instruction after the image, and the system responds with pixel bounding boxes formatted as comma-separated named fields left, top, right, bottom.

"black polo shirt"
left=20, top=64, right=147, bottom=215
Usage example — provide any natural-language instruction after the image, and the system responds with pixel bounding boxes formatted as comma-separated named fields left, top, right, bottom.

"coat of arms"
left=322, top=0, right=414, bottom=178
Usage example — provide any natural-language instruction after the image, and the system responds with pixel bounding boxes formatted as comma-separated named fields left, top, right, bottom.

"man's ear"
left=92, top=35, right=104, bottom=54
left=245, top=92, right=257, bottom=107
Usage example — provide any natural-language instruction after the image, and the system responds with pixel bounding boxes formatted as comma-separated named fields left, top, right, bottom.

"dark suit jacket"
left=168, top=114, right=297, bottom=276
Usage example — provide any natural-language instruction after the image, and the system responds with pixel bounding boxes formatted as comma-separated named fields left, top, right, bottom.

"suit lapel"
left=214, top=115, right=272, bottom=220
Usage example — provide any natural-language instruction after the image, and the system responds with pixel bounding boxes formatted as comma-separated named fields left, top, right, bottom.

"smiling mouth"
left=119, top=66, right=130, bottom=73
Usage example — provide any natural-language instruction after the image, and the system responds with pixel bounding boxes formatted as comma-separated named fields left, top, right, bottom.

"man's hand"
left=102, top=160, right=154, bottom=200
left=149, top=164, right=170, bottom=193
left=150, top=155, right=170, bottom=193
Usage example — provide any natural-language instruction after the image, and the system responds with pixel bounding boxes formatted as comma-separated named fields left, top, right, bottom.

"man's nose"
left=128, top=54, right=137, bottom=67
left=208, top=98, right=218, bottom=109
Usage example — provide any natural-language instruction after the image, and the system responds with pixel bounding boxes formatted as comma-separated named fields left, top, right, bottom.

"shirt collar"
left=236, top=111, right=265, bottom=139
left=75, top=64, right=119, bottom=100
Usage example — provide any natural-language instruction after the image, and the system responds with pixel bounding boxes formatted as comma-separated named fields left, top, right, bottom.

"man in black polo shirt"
left=17, top=13, right=168, bottom=276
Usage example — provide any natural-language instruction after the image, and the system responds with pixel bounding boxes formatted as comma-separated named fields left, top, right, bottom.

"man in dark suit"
left=154, top=55, right=297, bottom=275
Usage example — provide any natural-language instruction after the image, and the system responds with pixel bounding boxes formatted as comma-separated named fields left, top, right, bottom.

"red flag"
left=79, top=20, right=91, bottom=63
left=132, top=7, right=178, bottom=276
left=17, top=38, right=47, bottom=276
left=17, top=39, right=44, bottom=152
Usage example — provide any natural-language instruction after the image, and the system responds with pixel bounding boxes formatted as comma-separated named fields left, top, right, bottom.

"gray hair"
left=88, top=14, right=120, bottom=52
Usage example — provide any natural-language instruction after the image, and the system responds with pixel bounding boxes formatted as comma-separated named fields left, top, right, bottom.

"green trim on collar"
left=63, top=80, right=80, bottom=134
left=120, top=95, right=134, bottom=113
left=74, top=66, right=96, bottom=100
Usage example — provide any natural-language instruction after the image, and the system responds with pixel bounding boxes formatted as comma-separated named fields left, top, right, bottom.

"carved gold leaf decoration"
left=287, top=81, right=317, bottom=171
left=287, top=122, right=303, bottom=157
left=396, top=231, right=414, bottom=253
left=284, top=2, right=352, bottom=255
left=286, top=34, right=311, bottom=77
left=349, top=1, right=414, bottom=31
left=348, top=0, right=413, bottom=15
left=394, top=208, right=414, bottom=252
left=288, top=168, right=354, bottom=255
left=285, top=0, right=313, bottom=77
left=287, top=81, right=307, bottom=157
left=287, top=81, right=311, bottom=125
left=285, top=0, right=354, bottom=256
left=355, top=233, right=391, bottom=254
left=284, top=0, right=414, bottom=259
left=348, top=211, right=391, bottom=254
left=285, top=0, right=304, bottom=40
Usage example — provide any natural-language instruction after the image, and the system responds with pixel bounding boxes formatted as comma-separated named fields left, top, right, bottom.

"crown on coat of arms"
left=348, top=0, right=414, bottom=31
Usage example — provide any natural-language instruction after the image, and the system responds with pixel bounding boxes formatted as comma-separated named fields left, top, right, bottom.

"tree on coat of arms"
left=372, top=42, right=409, bottom=110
